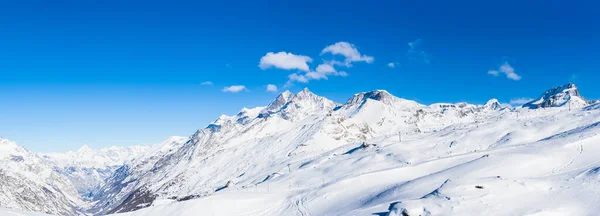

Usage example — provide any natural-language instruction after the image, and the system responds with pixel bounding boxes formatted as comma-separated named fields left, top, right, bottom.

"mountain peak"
left=275, top=88, right=337, bottom=121
left=480, top=98, right=507, bottom=111
left=236, top=106, right=265, bottom=119
left=293, top=87, right=323, bottom=102
left=239, top=107, right=251, bottom=113
left=78, top=145, right=93, bottom=152
left=280, top=90, right=294, bottom=99
left=485, top=98, right=499, bottom=104
left=296, top=87, right=314, bottom=97
left=345, top=89, right=397, bottom=107
left=263, top=90, right=296, bottom=114
left=523, top=83, right=587, bottom=109
left=0, top=138, right=27, bottom=159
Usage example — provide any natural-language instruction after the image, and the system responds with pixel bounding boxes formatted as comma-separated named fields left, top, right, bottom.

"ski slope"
left=109, top=99, right=600, bottom=215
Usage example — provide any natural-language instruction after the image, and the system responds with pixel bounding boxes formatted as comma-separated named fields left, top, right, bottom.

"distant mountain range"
left=1, top=83, right=599, bottom=216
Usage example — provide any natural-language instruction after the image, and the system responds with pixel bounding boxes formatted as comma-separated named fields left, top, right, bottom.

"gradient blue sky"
left=1, top=0, right=599, bottom=152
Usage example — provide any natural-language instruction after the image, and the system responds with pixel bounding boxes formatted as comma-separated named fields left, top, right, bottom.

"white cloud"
left=201, top=81, right=213, bottom=85
left=305, top=71, right=326, bottom=80
left=501, top=63, right=521, bottom=80
left=266, top=84, right=278, bottom=92
left=285, top=62, right=349, bottom=85
left=284, top=73, right=309, bottom=88
left=407, top=39, right=430, bottom=64
left=304, top=63, right=349, bottom=81
left=321, top=42, right=374, bottom=66
left=222, top=85, right=247, bottom=93
left=259, top=52, right=313, bottom=72
left=316, top=63, right=336, bottom=74
left=408, top=39, right=421, bottom=49
left=489, top=62, right=521, bottom=81
left=510, top=97, right=533, bottom=105
left=265, top=42, right=370, bottom=86
left=324, top=60, right=346, bottom=67
left=387, top=62, right=396, bottom=68
left=288, top=73, right=309, bottom=83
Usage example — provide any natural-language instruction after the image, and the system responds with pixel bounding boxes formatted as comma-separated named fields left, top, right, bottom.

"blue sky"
left=1, top=0, right=599, bottom=152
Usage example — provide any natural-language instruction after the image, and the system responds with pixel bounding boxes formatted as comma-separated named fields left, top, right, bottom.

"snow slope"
left=106, top=95, right=600, bottom=216
left=87, top=84, right=580, bottom=215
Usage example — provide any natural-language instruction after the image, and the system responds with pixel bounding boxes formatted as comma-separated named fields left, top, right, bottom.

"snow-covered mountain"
left=3, top=83, right=600, bottom=216
left=41, top=145, right=149, bottom=198
left=87, top=87, right=517, bottom=214
left=522, top=83, right=589, bottom=109
left=104, top=83, right=600, bottom=216
left=0, top=138, right=84, bottom=215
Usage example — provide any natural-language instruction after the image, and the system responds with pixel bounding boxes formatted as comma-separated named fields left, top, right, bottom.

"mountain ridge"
left=2, top=83, right=598, bottom=216
left=88, top=84, right=581, bottom=214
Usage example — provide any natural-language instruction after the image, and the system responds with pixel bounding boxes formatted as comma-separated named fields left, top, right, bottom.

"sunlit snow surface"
left=111, top=105, right=600, bottom=215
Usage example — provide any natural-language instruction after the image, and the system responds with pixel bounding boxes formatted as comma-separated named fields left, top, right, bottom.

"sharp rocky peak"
left=523, top=83, right=588, bottom=109
left=483, top=98, right=502, bottom=110
left=485, top=98, right=500, bottom=105
left=0, top=138, right=28, bottom=158
left=345, top=89, right=397, bottom=106
left=78, top=144, right=93, bottom=153
left=295, top=87, right=317, bottom=99
left=543, top=83, right=580, bottom=97
left=264, top=90, right=295, bottom=113
left=281, top=87, right=331, bottom=105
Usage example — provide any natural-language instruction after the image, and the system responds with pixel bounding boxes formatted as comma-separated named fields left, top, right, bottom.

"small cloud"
left=509, top=97, right=533, bottom=105
left=225, top=63, right=231, bottom=68
left=201, top=81, right=213, bottom=85
left=321, top=42, right=374, bottom=66
left=407, top=39, right=430, bottom=64
left=489, top=62, right=521, bottom=81
left=408, top=39, right=421, bottom=49
left=266, top=84, right=278, bottom=92
left=288, top=73, right=308, bottom=83
left=259, top=52, right=313, bottom=72
left=285, top=73, right=309, bottom=88
left=387, top=62, right=396, bottom=68
left=316, top=63, right=336, bottom=74
left=288, top=63, right=348, bottom=84
left=222, top=85, right=247, bottom=93
left=305, top=71, right=326, bottom=80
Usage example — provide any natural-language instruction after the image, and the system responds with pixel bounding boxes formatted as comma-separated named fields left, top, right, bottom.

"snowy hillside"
left=104, top=83, right=600, bottom=216
left=0, top=138, right=84, bottom=215
left=80, top=83, right=590, bottom=215
left=41, top=145, right=149, bottom=198
left=2, top=83, right=600, bottom=216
